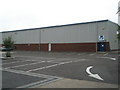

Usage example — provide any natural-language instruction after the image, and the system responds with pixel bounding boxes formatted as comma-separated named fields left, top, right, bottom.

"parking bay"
left=2, top=52, right=119, bottom=88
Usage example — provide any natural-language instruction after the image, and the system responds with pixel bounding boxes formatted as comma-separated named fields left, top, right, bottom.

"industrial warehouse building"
left=2, top=20, right=119, bottom=52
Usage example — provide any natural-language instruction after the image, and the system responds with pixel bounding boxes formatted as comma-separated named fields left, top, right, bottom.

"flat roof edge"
left=2, top=19, right=116, bottom=33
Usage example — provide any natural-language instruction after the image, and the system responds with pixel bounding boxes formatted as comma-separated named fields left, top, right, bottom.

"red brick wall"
left=51, top=43, right=96, bottom=52
left=15, top=43, right=97, bottom=52
left=105, top=42, right=110, bottom=51
left=14, top=42, right=110, bottom=52
left=15, top=44, right=49, bottom=51
left=40, top=44, right=48, bottom=51
left=15, top=44, right=39, bottom=51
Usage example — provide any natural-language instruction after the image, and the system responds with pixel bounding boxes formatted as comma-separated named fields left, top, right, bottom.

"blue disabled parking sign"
left=99, top=35, right=104, bottom=41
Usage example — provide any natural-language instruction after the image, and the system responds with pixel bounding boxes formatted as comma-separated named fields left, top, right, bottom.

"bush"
left=3, top=36, right=14, bottom=57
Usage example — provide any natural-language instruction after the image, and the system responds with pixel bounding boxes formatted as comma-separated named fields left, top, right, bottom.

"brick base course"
left=51, top=43, right=96, bottom=52
left=14, top=42, right=110, bottom=52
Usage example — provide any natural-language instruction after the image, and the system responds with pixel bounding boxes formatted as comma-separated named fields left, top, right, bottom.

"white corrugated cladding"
left=2, top=29, right=40, bottom=44
left=2, top=20, right=119, bottom=51
left=2, top=21, right=109, bottom=44
left=108, top=21, right=118, bottom=50
left=14, top=30, right=40, bottom=44
left=41, top=23, right=98, bottom=43
left=97, top=21, right=109, bottom=42
left=2, top=32, right=15, bottom=44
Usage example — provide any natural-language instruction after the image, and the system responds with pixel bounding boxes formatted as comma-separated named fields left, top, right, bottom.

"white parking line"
left=2, top=68, right=60, bottom=79
left=17, top=56, right=55, bottom=60
left=2, top=60, right=33, bottom=65
left=0, top=66, right=63, bottom=88
left=89, top=53, right=96, bottom=56
left=77, top=53, right=85, bottom=55
left=17, top=77, right=62, bottom=88
left=97, top=57, right=116, bottom=61
left=3, top=60, right=55, bottom=69
left=74, top=59, right=87, bottom=62
left=103, top=53, right=108, bottom=56
left=26, top=61, right=73, bottom=72
left=26, top=59, right=85, bottom=72
left=29, top=77, right=62, bottom=88
left=4, top=61, right=46, bottom=69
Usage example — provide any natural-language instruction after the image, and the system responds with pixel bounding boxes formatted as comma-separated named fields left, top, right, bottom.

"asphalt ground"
left=2, top=71, right=45, bottom=88
left=1, top=51, right=119, bottom=88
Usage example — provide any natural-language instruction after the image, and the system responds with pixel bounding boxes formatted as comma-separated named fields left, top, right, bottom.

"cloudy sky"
left=0, top=0, right=119, bottom=31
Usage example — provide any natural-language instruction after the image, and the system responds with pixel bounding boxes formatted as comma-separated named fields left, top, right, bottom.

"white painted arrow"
left=86, top=66, right=104, bottom=81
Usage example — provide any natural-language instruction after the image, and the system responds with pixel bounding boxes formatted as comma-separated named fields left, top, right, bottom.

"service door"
left=97, top=42, right=106, bottom=51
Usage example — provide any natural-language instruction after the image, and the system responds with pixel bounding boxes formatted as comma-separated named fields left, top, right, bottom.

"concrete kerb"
left=37, top=78, right=118, bottom=88
left=96, top=51, right=119, bottom=54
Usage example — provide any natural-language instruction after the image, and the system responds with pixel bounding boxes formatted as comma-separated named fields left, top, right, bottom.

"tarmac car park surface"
left=0, top=51, right=119, bottom=88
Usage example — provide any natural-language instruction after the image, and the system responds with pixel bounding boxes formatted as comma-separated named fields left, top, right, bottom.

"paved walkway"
left=36, top=78, right=118, bottom=88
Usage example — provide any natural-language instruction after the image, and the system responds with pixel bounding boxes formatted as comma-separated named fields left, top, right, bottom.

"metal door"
left=99, top=42, right=106, bottom=51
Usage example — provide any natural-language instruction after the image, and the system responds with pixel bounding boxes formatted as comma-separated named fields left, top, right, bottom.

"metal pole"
left=96, top=22, right=98, bottom=52
left=39, top=29, right=41, bottom=51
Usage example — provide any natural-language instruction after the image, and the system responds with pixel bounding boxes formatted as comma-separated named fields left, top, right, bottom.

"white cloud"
left=0, top=0, right=119, bottom=31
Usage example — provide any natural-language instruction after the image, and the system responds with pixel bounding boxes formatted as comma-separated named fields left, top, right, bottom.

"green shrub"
left=3, top=36, right=14, bottom=57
